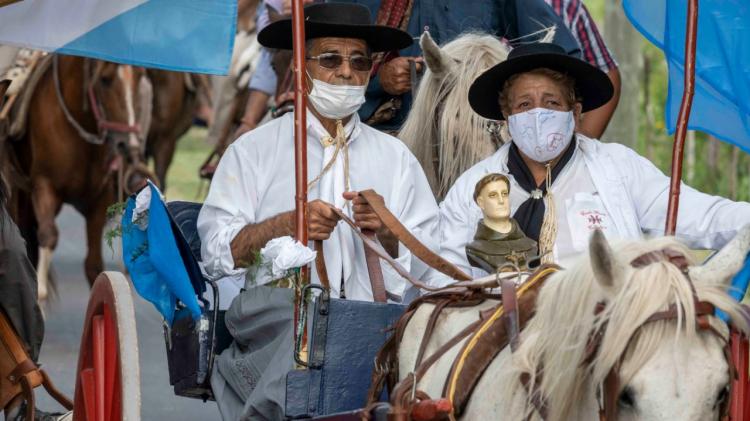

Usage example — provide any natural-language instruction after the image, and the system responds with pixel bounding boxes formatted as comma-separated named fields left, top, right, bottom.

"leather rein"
left=52, top=55, right=142, bottom=146
left=520, top=248, right=735, bottom=421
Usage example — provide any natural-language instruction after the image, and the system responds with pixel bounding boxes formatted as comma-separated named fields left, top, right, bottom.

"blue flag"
left=623, top=0, right=750, bottom=151
left=122, top=182, right=201, bottom=325
left=0, top=0, right=237, bottom=75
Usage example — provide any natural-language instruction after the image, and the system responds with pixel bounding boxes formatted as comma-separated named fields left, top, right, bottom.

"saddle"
left=0, top=50, right=50, bottom=141
left=0, top=309, right=73, bottom=419
left=366, top=265, right=558, bottom=420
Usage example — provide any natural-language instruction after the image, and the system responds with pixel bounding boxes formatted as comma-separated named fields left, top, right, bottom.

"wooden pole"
left=664, top=0, right=698, bottom=235
left=291, top=0, right=309, bottom=365
left=292, top=0, right=308, bottom=246
left=663, top=1, right=750, bottom=416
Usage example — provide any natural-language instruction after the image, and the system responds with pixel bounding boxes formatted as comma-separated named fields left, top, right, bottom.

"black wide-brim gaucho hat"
left=468, top=43, right=615, bottom=121
left=258, top=3, right=413, bottom=52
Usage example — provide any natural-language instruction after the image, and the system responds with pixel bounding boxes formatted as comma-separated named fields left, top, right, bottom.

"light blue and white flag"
left=623, top=0, right=750, bottom=152
left=0, top=0, right=236, bottom=74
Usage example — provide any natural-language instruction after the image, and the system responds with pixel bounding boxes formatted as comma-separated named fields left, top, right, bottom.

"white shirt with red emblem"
left=435, top=134, right=750, bottom=282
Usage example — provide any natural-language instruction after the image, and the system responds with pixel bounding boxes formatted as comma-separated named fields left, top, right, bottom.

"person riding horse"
left=436, top=42, right=750, bottom=279
left=197, top=3, right=438, bottom=419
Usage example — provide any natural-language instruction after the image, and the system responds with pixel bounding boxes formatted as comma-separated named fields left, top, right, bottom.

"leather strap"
left=363, top=229, right=387, bottom=303
left=446, top=265, right=557, bottom=416
left=314, top=240, right=330, bottom=290
left=587, top=248, right=730, bottom=421
left=358, top=190, right=472, bottom=281
left=41, top=370, right=73, bottom=410
left=501, top=279, right=520, bottom=353
left=314, top=228, right=385, bottom=302
left=21, top=376, right=35, bottom=421
left=313, top=190, right=471, bottom=300
left=330, top=207, right=438, bottom=292
left=520, top=370, right=549, bottom=420
left=390, top=318, right=483, bottom=411
left=8, top=359, right=37, bottom=384
left=630, top=248, right=689, bottom=270
left=0, top=310, right=73, bottom=413
left=414, top=300, right=452, bottom=369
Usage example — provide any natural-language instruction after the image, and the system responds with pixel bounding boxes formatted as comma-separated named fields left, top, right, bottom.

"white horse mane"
left=504, top=236, right=749, bottom=421
left=399, top=32, right=510, bottom=198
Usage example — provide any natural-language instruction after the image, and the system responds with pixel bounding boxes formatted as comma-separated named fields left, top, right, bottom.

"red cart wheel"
left=73, top=272, right=140, bottom=421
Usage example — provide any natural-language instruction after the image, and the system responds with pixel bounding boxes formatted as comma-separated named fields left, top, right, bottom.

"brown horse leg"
left=153, top=134, right=177, bottom=191
left=83, top=196, right=108, bottom=287
left=31, top=177, right=61, bottom=302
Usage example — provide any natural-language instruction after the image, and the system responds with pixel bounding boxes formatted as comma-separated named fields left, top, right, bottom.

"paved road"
left=31, top=205, right=220, bottom=420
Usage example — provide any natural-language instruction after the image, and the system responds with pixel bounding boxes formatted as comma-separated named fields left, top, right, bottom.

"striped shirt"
left=546, top=0, right=618, bottom=72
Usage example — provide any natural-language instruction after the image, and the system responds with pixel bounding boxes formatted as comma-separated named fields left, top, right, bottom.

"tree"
left=602, top=0, right=641, bottom=148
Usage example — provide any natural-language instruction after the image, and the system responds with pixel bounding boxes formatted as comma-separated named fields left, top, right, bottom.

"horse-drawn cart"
left=4, top=0, right=750, bottom=419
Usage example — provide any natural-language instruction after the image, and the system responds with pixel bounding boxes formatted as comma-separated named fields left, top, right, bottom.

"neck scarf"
left=507, top=137, right=577, bottom=244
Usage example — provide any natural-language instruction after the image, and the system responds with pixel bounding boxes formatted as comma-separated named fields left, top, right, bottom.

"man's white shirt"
left=437, top=134, right=750, bottom=281
left=198, top=110, right=439, bottom=305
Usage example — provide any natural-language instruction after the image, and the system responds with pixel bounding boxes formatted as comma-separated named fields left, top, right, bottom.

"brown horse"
left=145, top=69, right=208, bottom=190
left=5, top=54, right=152, bottom=301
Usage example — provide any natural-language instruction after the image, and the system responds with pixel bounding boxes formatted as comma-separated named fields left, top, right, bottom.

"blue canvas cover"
left=0, top=0, right=237, bottom=75
left=121, top=182, right=201, bottom=325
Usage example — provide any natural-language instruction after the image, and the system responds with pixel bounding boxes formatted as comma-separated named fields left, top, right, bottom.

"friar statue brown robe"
left=465, top=218, right=537, bottom=273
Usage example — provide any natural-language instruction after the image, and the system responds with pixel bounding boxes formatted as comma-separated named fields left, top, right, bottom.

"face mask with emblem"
left=507, top=107, right=575, bottom=163
left=307, top=74, right=367, bottom=120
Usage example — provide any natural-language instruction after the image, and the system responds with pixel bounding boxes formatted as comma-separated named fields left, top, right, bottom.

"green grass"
left=163, top=127, right=213, bottom=202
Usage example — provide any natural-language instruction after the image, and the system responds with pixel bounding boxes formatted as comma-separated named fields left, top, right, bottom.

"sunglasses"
left=306, top=53, right=374, bottom=72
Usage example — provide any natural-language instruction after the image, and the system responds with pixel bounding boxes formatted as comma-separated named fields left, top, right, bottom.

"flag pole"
left=664, top=0, right=750, bottom=416
left=291, top=0, right=309, bottom=363
left=664, top=0, right=698, bottom=235
left=291, top=0, right=308, bottom=247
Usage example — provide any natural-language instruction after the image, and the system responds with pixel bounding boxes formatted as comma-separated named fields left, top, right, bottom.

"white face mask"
left=307, top=75, right=367, bottom=119
left=508, top=108, right=576, bottom=163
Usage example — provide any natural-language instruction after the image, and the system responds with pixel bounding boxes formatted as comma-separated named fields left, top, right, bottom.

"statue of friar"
left=466, top=173, right=538, bottom=273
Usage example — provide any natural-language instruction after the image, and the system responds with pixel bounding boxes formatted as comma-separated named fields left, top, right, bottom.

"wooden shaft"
left=291, top=0, right=309, bottom=366
left=292, top=0, right=308, bottom=246
left=729, top=331, right=749, bottom=420
left=665, top=0, right=698, bottom=235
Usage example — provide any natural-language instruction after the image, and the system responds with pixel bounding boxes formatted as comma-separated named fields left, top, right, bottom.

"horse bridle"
left=524, top=248, right=735, bottom=421
left=52, top=55, right=142, bottom=146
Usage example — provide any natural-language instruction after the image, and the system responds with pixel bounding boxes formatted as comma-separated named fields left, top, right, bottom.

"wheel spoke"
left=75, top=273, right=139, bottom=421
left=104, top=305, right=117, bottom=418
left=92, top=315, right=105, bottom=421
left=80, top=368, right=97, bottom=421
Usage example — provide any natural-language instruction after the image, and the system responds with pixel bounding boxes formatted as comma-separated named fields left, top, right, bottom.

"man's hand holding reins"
left=343, top=191, right=399, bottom=258
left=307, top=199, right=341, bottom=241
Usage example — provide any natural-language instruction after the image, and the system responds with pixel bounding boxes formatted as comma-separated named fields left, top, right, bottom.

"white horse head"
left=399, top=226, right=750, bottom=420
left=399, top=32, right=510, bottom=199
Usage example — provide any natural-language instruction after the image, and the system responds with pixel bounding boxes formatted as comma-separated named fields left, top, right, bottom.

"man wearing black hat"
left=436, top=42, right=750, bottom=279
left=198, top=5, right=438, bottom=418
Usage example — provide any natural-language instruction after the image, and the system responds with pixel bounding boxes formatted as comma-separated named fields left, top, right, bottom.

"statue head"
left=473, top=173, right=511, bottom=223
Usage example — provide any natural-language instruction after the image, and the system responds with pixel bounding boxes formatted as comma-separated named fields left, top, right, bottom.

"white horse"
left=397, top=228, right=750, bottom=420
left=399, top=32, right=510, bottom=199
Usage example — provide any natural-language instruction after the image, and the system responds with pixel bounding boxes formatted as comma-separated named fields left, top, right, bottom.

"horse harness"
left=52, top=55, right=151, bottom=199
left=363, top=265, right=559, bottom=421
left=521, top=248, right=736, bottom=421
left=52, top=55, right=142, bottom=145
left=363, top=247, right=737, bottom=421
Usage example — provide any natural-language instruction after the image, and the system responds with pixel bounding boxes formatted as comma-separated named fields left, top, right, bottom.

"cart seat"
left=163, top=201, right=233, bottom=401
